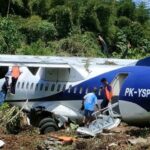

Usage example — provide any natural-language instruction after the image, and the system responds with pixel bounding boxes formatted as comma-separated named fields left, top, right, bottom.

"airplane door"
left=111, top=73, right=128, bottom=114
left=44, top=68, right=70, bottom=82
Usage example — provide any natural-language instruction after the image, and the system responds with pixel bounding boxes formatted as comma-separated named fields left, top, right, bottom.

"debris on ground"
left=70, top=123, right=79, bottom=130
left=0, top=140, right=5, bottom=148
left=128, top=137, right=147, bottom=145
left=77, top=114, right=121, bottom=137
left=49, top=133, right=76, bottom=144
left=108, top=142, right=118, bottom=147
left=1, top=105, right=150, bottom=150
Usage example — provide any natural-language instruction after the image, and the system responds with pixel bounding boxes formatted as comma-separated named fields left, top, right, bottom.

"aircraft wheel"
left=39, top=117, right=58, bottom=134
left=40, top=122, right=58, bottom=134
left=39, top=117, right=55, bottom=128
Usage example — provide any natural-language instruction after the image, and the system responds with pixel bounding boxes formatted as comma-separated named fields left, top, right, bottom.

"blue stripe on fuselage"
left=8, top=66, right=150, bottom=112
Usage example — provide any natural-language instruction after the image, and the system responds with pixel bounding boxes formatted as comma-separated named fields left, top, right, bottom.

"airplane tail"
left=136, top=56, right=150, bottom=66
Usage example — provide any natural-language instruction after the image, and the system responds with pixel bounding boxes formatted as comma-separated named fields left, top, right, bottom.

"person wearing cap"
left=100, top=78, right=112, bottom=109
left=81, top=88, right=99, bottom=126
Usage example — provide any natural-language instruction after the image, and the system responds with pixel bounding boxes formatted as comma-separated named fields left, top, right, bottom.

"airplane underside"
left=6, top=97, right=150, bottom=126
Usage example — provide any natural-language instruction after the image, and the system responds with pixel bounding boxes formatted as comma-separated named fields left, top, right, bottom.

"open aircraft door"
left=111, top=73, right=129, bottom=117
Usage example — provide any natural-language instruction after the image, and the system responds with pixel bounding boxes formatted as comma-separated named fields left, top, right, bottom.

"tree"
left=113, top=29, right=128, bottom=58
left=135, top=2, right=149, bottom=24
left=125, top=22, right=144, bottom=47
left=117, top=0, right=136, bottom=20
left=79, top=4, right=100, bottom=33
left=0, top=17, right=23, bottom=54
left=48, top=6, right=72, bottom=38
left=20, top=16, right=57, bottom=43
left=95, top=4, right=111, bottom=35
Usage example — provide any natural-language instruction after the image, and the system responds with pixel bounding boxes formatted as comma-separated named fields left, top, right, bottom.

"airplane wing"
left=0, top=55, right=70, bottom=68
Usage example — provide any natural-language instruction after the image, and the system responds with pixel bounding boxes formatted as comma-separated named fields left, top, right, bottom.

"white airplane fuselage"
left=0, top=55, right=150, bottom=125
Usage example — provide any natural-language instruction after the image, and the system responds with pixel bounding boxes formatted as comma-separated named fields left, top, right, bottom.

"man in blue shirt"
left=82, top=88, right=99, bottom=125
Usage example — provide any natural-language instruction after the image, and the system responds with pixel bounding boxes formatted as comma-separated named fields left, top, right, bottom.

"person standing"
left=0, top=76, right=10, bottom=104
left=100, top=78, right=112, bottom=109
left=11, top=65, right=21, bottom=94
left=81, top=88, right=99, bottom=126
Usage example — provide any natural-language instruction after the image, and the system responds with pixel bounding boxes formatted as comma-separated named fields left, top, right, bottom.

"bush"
left=48, top=32, right=104, bottom=57
left=17, top=40, right=56, bottom=55
left=0, top=17, right=23, bottom=54
left=116, top=16, right=131, bottom=28
left=20, top=16, right=57, bottom=43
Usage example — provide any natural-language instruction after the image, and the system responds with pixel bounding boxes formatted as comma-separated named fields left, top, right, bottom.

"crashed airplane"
left=0, top=55, right=150, bottom=134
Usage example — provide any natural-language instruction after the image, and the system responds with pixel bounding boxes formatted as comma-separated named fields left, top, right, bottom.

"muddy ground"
left=0, top=105, right=150, bottom=150
left=1, top=123, right=150, bottom=150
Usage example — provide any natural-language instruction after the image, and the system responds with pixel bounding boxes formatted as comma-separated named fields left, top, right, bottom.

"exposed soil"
left=1, top=123, right=150, bottom=150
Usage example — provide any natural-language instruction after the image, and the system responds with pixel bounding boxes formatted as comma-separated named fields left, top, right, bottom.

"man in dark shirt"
left=1, top=76, right=9, bottom=94
left=100, top=78, right=112, bottom=109
left=0, top=76, right=9, bottom=105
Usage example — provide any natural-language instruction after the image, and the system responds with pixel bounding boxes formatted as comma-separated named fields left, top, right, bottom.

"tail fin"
left=136, top=56, right=150, bottom=66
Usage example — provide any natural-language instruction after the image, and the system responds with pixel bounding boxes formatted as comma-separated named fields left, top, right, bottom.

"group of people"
left=81, top=78, right=112, bottom=126
left=1, top=65, right=21, bottom=96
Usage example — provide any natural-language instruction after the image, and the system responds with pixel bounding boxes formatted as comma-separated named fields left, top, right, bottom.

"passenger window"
left=85, top=88, right=88, bottom=94
left=68, top=85, right=72, bottom=93
left=63, top=85, right=66, bottom=92
left=30, top=83, right=34, bottom=90
left=98, top=89, right=101, bottom=96
left=79, top=87, right=83, bottom=94
left=45, top=83, right=49, bottom=91
left=26, top=82, right=29, bottom=89
left=22, top=82, right=25, bottom=89
left=74, top=87, right=77, bottom=94
left=51, top=84, right=55, bottom=91
left=57, top=84, right=61, bottom=92
left=17, top=82, right=20, bottom=89
left=40, top=84, right=44, bottom=91
left=35, top=83, right=39, bottom=91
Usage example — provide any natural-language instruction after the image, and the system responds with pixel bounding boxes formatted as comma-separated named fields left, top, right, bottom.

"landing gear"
left=39, top=117, right=58, bottom=134
left=29, top=107, right=58, bottom=134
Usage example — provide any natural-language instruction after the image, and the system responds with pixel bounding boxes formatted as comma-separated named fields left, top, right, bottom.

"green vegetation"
left=0, top=0, right=149, bottom=58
